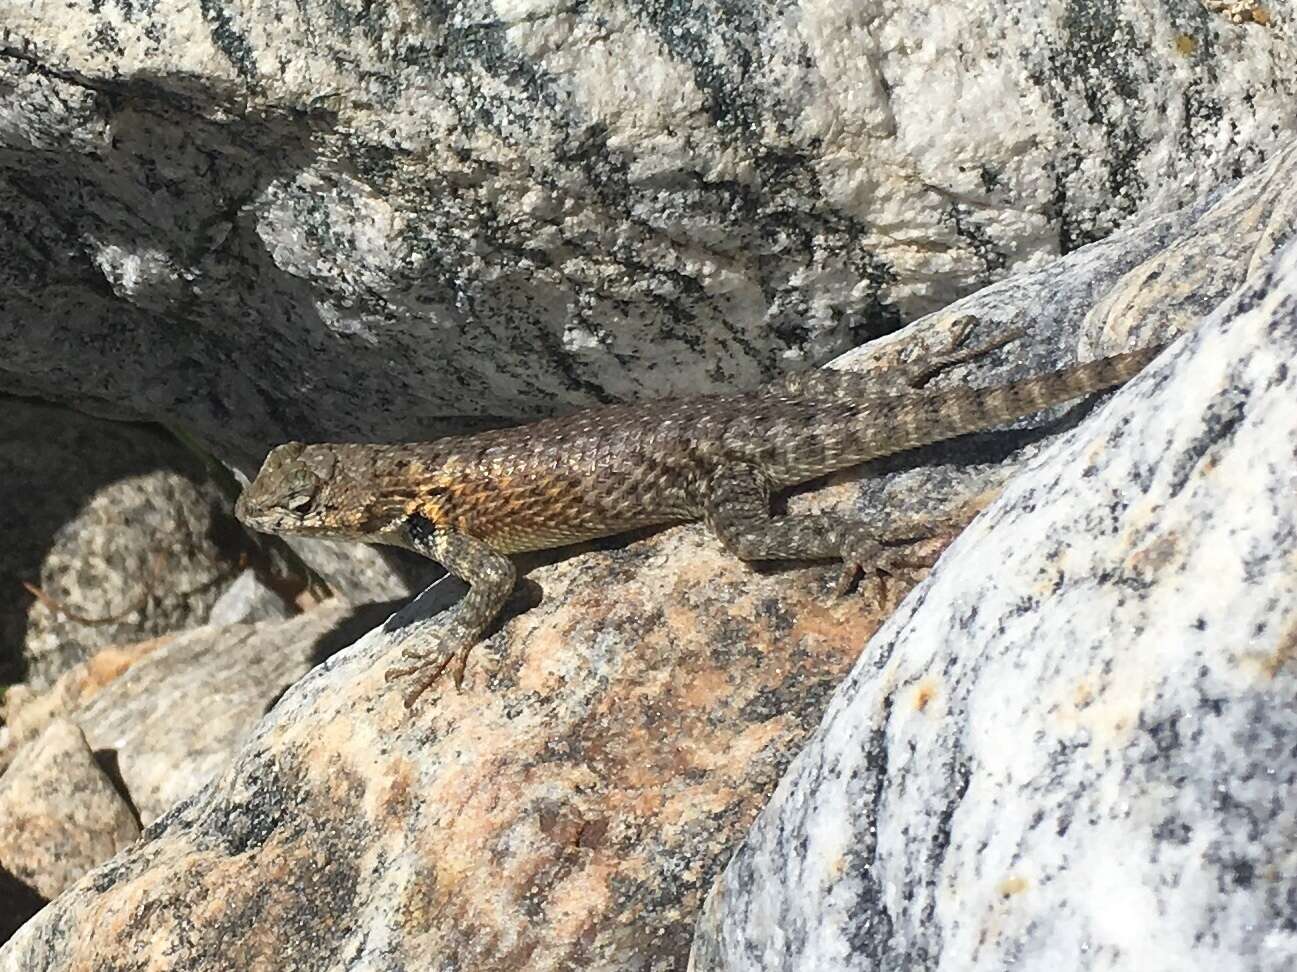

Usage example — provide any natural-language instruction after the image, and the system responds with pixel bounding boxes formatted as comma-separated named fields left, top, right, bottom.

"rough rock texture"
left=0, top=635, right=174, bottom=774
left=3, top=151, right=1295, bottom=968
left=205, top=567, right=292, bottom=627
left=0, top=531, right=904, bottom=970
left=1, top=0, right=1294, bottom=470
left=59, top=602, right=361, bottom=825
left=792, top=136, right=1297, bottom=562
left=0, top=399, right=249, bottom=688
left=0, top=607, right=365, bottom=947
left=0, top=604, right=358, bottom=824
left=689, top=252, right=1297, bottom=966
left=0, top=719, right=139, bottom=902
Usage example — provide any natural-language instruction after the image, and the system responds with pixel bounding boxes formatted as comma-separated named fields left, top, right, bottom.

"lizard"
left=236, top=322, right=1164, bottom=708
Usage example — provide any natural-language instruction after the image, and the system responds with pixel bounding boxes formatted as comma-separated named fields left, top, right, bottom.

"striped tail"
left=882, top=343, right=1166, bottom=455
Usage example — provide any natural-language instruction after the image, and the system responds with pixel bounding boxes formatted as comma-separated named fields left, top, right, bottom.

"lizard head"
left=236, top=442, right=411, bottom=542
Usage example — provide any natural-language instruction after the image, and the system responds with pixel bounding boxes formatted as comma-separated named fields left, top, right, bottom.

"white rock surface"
left=690, top=241, right=1297, bottom=970
left=1, top=0, right=1293, bottom=466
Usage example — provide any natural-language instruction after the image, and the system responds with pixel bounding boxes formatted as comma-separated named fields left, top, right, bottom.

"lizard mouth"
left=233, top=491, right=283, bottom=531
left=233, top=492, right=264, bottom=529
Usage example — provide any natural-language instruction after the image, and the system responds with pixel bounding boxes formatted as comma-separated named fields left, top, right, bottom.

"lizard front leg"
left=383, top=515, right=516, bottom=707
left=703, top=465, right=936, bottom=596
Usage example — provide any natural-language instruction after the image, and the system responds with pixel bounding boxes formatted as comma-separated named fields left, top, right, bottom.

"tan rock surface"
left=0, top=719, right=139, bottom=902
left=68, top=603, right=360, bottom=825
left=0, top=526, right=901, bottom=969
left=1, top=636, right=175, bottom=773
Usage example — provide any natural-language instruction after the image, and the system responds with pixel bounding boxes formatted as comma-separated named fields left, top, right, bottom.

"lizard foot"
left=835, top=535, right=939, bottom=599
left=905, top=315, right=1025, bottom=389
left=384, top=634, right=473, bottom=709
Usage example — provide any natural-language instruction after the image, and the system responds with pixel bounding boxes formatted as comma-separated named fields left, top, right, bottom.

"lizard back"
left=238, top=345, right=1161, bottom=555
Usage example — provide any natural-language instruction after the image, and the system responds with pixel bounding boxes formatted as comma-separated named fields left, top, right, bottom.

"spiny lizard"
left=236, top=323, right=1163, bottom=707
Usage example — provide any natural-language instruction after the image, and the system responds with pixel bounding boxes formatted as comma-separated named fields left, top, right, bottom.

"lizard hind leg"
left=903, top=315, right=1025, bottom=390
left=835, top=530, right=941, bottom=599
left=703, top=464, right=936, bottom=597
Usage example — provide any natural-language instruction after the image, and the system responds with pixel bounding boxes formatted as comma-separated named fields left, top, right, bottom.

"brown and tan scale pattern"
left=236, top=337, right=1165, bottom=706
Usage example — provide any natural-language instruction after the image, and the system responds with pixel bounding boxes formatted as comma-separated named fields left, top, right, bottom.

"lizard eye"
left=283, top=468, right=321, bottom=516
left=287, top=492, right=315, bottom=514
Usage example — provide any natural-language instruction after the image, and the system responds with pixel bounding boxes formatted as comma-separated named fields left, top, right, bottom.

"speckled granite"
left=67, top=602, right=360, bottom=825
left=2, top=75, right=1295, bottom=969
left=2, top=138, right=1295, bottom=968
left=0, top=400, right=245, bottom=688
left=0, top=719, right=138, bottom=902
left=690, top=242, right=1297, bottom=970
left=0, top=528, right=898, bottom=969
left=1, top=0, right=1294, bottom=468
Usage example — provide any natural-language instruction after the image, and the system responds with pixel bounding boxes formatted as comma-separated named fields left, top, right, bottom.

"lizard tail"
left=884, top=343, right=1166, bottom=454
left=761, top=343, right=1166, bottom=487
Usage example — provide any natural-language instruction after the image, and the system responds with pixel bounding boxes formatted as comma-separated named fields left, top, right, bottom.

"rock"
left=782, top=136, right=1297, bottom=565
left=3, top=604, right=360, bottom=829
left=0, top=525, right=900, bottom=970
left=0, top=866, right=46, bottom=949
left=67, top=602, right=363, bottom=825
left=0, top=636, right=174, bottom=775
left=275, top=535, right=431, bottom=606
left=206, top=568, right=292, bottom=627
left=1, top=0, right=1293, bottom=471
left=689, top=249, right=1297, bottom=966
left=0, top=719, right=139, bottom=904
left=0, top=400, right=249, bottom=688
left=0, top=605, right=374, bottom=949
left=4, top=163, right=1295, bottom=967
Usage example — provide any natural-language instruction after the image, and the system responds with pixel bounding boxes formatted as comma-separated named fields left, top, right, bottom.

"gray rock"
left=70, top=602, right=360, bottom=824
left=0, top=401, right=247, bottom=688
left=275, top=534, right=430, bottom=605
left=689, top=246, right=1297, bottom=968
left=205, top=568, right=291, bottom=627
left=3, top=158, right=1294, bottom=969
left=1, top=0, right=1293, bottom=471
left=795, top=136, right=1296, bottom=560
left=0, top=635, right=176, bottom=775
left=0, top=719, right=139, bottom=903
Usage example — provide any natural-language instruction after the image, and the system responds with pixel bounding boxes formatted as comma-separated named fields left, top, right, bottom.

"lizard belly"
left=443, top=471, right=700, bottom=555
left=478, top=514, right=686, bottom=555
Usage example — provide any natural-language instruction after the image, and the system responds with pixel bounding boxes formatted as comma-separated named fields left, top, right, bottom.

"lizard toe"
left=385, top=640, right=458, bottom=708
left=834, top=533, right=884, bottom=597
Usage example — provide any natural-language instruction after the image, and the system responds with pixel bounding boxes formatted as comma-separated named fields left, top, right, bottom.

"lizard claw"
left=835, top=533, right=939, bottom=600
left=384, top=634, right=473, bottom=708
left=834, top=534, right=883, bottom=597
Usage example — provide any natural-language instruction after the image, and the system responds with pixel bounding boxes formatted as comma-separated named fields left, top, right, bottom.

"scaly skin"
left=236, top=330, right=1164, bottom=707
